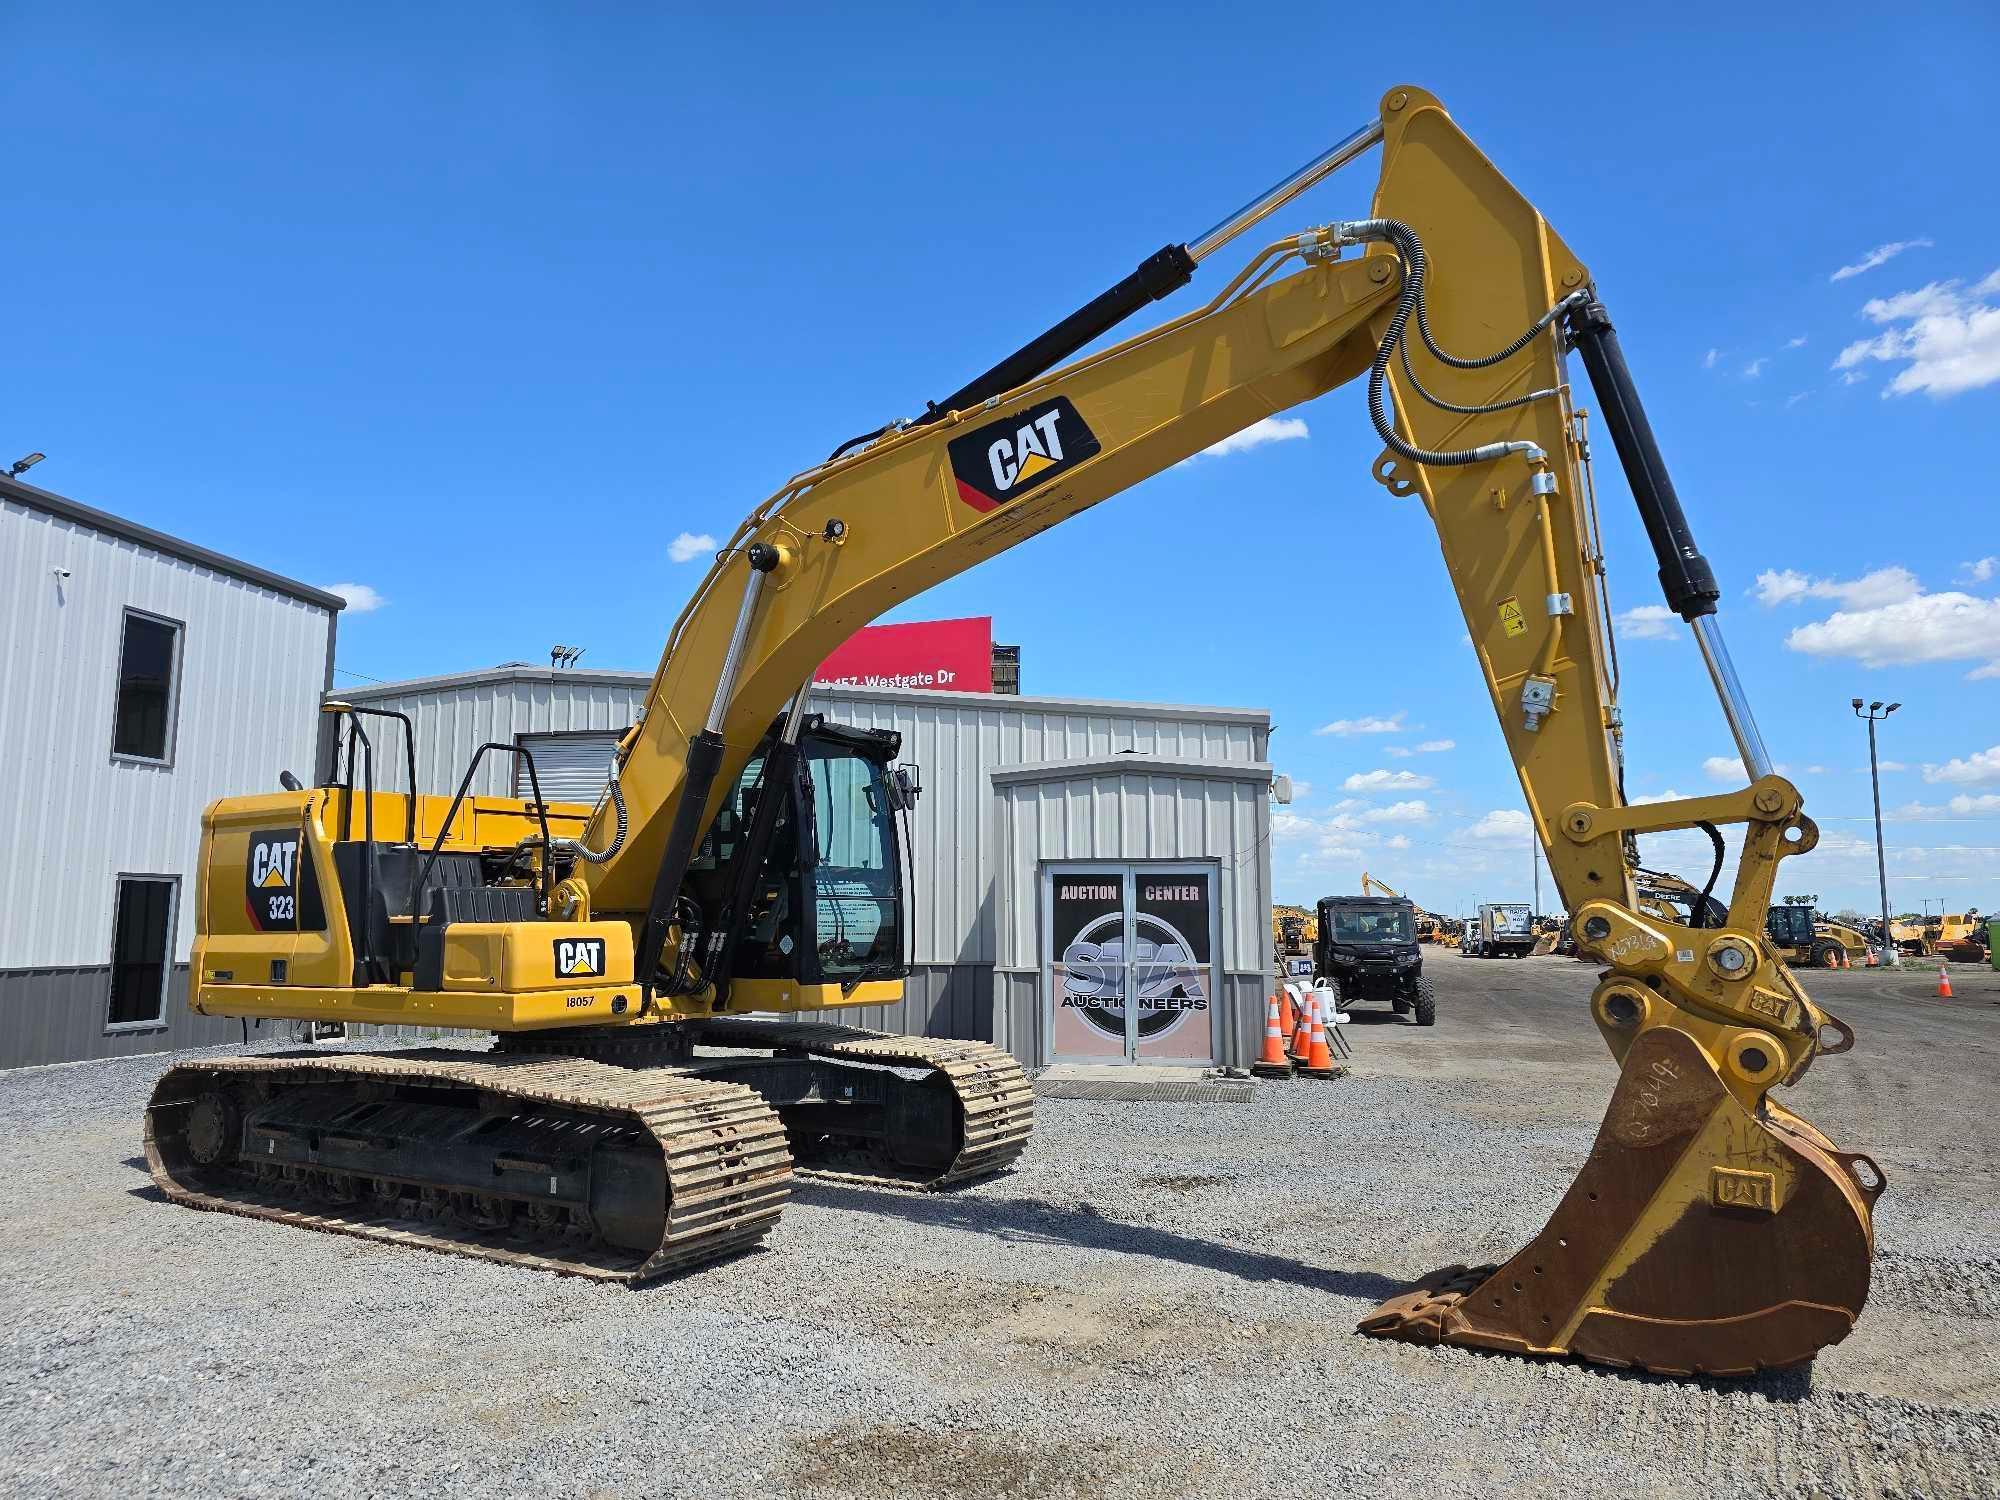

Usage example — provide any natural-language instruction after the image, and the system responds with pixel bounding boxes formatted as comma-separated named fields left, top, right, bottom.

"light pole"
left=1852, top=699, right=1900, bottom=968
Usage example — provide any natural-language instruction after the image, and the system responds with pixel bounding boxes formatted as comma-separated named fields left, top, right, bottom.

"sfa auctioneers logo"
left=1059, top=911, right=1208, bottom=1041
left=946, top=396, right=1101, bottom=513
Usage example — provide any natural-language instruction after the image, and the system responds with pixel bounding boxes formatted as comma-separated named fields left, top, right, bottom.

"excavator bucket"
left=1359, top=1026, right=1883, bottom=1376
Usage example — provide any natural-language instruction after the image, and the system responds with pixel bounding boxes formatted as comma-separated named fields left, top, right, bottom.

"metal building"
left=0, top=474, right=341, bottom=1069
left=332, top=668, right=1275, bottom=1069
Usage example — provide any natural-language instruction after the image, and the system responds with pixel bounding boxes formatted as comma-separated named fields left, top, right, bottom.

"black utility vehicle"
left=1313, top=895, right=1435, bottom=1026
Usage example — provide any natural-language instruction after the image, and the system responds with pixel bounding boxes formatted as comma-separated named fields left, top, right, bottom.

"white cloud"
left=1784, top=590, right=2000, bottom=671
left=1361, top=799, right=1434, bottom=824
left=1414, top=739, right=1455, bottom=754
left=1618, top=604, right=1676, bottom=640
left=1785, top=390, right=1810, bottom=408
left=1829, top=238, right=1932, bottom=282
left=1704, top=754, right=1746, bottom=783
left=1804, top=765, right=1829, bottom=775
left=669, top=531, right=719, bottom=564
left=1948, top=792, right=2000, bottom=814
left=1384, top=834, right=1412, bottom=850
left=1785, top=335, right=1809, bottom=349
left=1833, top=270, right=2000, bottom=398
left=1923, top=746, right=2000, bottom=786
left=1192, top=415, right=1309, bottom=460
left=1384, top=745, right=1412, bottom=758
left=323, top=582, right=385, bottom=613
left=1878, top=760, right=1908, bottom=773
left=1343, top=769, right=1435, bottom=793
left=1287, top=780, right=1312, bottom=801
left=1468, top=808, right=1532, bottom=840
left=1960, top=557, right=1998, bottom=584
left=1840, top=370, right=1868, bottom=386
left=1702, top=348, right=1721, bottom=370
left=1315, top=713, right=1405, bottom=737
left=1751, top=566, right=1921, bottom=610
left=1742, top=357, right=1766, bottom=378
left=1629, top=788, right=1689, bottom=805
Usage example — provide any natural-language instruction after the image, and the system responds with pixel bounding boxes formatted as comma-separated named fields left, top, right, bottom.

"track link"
left=683, top=1019, right=1034, bottom=1189
left=145, top=1050, right=792, bottom=1282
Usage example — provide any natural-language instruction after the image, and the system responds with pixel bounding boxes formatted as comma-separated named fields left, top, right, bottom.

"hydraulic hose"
left=1334, top=217, right=1573, bottom=467
left=558, top=753, right=628, bottom=865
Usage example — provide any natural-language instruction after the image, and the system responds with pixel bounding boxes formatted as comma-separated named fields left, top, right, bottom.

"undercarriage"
left=145, top=1020, right=1032, bottom=1280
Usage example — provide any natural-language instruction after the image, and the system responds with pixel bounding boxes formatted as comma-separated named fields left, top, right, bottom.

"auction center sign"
left=1051, top=871, right=1211, bottom=1054
left=813, top=616, right=993, bottom=694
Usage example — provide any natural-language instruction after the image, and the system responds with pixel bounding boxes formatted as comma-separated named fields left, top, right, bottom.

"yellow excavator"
left=1362, top=871, right=1449, bottom=944
left=146, top=86, right=1880, bottom=1378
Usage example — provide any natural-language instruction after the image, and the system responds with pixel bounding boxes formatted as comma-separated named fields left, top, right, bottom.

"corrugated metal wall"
left=331, top=670, right=648, bottom=797
left=336, top=673, right=1269, bottom=972
left=991, top=767, right=1272, bottom=975
left=332, top=671, right=1274, bottom=1067
left=1, top=498, right=334, bottom=969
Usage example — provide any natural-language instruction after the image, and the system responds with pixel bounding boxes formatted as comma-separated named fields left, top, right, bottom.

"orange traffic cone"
left=1288, top=985, right=1313, bottom=1059
left=1938, top=965, right=1954, bottom=1000
left=1251, top=993, right=1296, bottom=1079
left=1865, top=948, right=1878, bottom=967
left=1277, top=986, right=1299, bottom=1042
left=1300, top=992, right=1342, bottom=1079
left=1838, top=949, right=1849, bottom=970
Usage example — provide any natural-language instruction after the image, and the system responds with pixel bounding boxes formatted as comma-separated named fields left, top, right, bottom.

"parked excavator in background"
left=143, top=85, right=1883, bottom=1380
left=1359, top=871, right=1450, bottom=943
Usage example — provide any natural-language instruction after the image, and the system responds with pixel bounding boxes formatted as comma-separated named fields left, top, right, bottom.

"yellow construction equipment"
left=1764, top=901, right=1868, bottom=970
left=1360, top=871, right=1449, bottom=942
left=1272, top=903, right=1318, bottom=966
left=147, top=85, right=1878, bottom=1377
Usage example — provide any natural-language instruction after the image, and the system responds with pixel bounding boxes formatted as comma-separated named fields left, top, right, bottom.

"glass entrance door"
left=1044, top=863, right=1217, bottom=1067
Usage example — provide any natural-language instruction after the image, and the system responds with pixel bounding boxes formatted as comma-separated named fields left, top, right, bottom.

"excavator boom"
left=154, top=87, right=1878, bottom=1375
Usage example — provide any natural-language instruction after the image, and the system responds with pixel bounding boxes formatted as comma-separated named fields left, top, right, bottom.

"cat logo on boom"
left=554, top=937, right=607, bottom=979
left=947, top=396, right=1100, bottom=513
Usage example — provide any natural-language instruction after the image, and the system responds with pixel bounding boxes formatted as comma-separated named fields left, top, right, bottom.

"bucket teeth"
left=1359, top=1025, right=1878, bottom=1377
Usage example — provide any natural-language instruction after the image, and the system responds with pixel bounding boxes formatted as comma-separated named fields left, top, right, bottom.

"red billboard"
left=813, top=616, right=993, bottom=693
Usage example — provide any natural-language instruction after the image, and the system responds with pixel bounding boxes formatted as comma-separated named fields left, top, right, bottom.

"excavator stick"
left=1360, top=1026, right=1883, bottom=1375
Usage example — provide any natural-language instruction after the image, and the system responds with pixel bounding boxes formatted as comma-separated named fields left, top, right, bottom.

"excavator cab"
left=691, top=717, right=912, bottom=998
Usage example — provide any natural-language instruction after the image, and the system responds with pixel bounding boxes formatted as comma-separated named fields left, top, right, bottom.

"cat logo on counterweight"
left=554, top=938, right=607, bottom=979
left=947, top=396, right=1100, bottom=513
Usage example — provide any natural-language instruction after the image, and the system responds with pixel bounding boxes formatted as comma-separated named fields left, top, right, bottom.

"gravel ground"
left=3, top=957, right=1996, bottom=1499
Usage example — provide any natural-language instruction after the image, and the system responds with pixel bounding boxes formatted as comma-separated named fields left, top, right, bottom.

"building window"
left=112, top=609, right=183, bottom=763
left=107, top=876, right=177, bottom=1030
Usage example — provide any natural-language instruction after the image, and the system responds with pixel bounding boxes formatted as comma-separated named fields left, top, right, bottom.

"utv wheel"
left=1412, top=979, right=1437, bottom=1027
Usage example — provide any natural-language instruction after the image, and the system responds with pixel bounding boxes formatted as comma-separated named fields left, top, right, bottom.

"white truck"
left=1462, top=901, right=1537, bottom=959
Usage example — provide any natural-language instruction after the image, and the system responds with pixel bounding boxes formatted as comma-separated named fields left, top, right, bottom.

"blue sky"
left=9, top=4, right=1999, bottom=917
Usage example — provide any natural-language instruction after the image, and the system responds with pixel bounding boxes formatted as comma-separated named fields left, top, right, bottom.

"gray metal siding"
left=1, top=498, right=334, bottom=970
left=0, top=966, right=246, bottom=1069
left=335, top=676, right=649, bottom=797
left=333, top=675, right=1271, bottom=971
left=328, top=671, right=1274, bottom=1067
left=994, top=770, right=1271, bottom=976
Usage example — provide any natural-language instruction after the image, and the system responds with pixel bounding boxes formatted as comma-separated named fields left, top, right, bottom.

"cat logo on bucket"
left=244, top=830, right=301, bottom=931
left=554, top=937, right=607, bottom=979
left=946, top=396, right=1100, bottom=513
